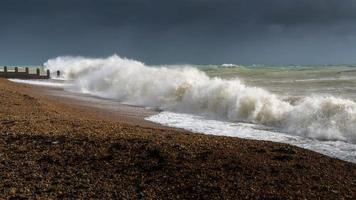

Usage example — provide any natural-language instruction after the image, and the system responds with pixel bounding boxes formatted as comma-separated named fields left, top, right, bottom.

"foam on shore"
left=9, top=79, right=69, bottom=88
left=146, top=111, right=356, bottom=163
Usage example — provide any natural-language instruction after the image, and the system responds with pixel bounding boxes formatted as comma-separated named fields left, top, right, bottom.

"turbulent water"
left=11, top=55, right=356, bottom=163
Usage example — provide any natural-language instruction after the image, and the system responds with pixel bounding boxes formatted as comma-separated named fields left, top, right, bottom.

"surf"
left=44, top=55, right=356, bottom=144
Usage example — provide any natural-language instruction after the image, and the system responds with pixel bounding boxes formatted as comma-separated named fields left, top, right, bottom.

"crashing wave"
left=44, top=55, right=356, bottom=143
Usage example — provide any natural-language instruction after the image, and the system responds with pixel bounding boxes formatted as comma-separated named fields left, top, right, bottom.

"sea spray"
left=44, top=55, right=356, bottom=143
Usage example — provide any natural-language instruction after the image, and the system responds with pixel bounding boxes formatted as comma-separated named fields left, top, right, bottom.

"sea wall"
left=0, top=66, right=50, bottom=79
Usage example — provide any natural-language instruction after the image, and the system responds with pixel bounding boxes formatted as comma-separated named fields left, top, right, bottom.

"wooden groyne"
left=0, top=66, right=50, bottom=79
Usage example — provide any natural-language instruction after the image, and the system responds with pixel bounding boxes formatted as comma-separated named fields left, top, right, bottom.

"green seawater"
left=199, top=64, right=356, bottom=100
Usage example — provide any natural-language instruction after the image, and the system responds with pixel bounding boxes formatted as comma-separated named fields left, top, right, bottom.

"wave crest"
left=44, top=55, right=356, bottom=143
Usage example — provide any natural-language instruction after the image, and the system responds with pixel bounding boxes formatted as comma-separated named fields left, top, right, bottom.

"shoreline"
left=17, top=81, right=161, bottom=128
left=0, top=79, right=355, bottom=199
left=16, top=79, right=356, bottom=164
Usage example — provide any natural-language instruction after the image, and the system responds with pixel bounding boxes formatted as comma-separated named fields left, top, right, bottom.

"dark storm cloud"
left=1, top=0, right=356, bottom=64
left=260, top=0, right=356, bottom=26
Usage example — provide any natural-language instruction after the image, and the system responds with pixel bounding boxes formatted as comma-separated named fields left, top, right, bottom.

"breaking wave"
left=44, top=55, right=356, bottom=143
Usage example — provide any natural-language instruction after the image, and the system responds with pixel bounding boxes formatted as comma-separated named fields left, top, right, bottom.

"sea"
left=9, top=55, right=356, bottom=163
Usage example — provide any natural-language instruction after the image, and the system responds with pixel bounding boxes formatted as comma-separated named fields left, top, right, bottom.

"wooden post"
left=36, top=68, right=40, bottom=76
left=25, top=67, right=29, bottom=74
left=4, top=66, right=7, bottom=78
left=15, top=67, right=18, bottom=73
left=47, top=69, right=50, bottom=78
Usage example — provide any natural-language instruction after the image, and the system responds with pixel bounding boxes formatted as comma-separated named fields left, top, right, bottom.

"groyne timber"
left=0, top=66, right=50, bottom=79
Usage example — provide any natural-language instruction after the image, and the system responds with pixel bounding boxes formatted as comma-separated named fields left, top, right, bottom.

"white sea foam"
left=221, top=63, right=236, bottom=67
left=44, top=55, right=356, bottom=144
left=146, top=112, right=356, bottom=163
left=9, top=79, right=69, bottom=88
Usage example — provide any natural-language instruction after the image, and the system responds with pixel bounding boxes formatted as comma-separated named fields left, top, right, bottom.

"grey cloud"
left=1, top=0, right=356, bottom=65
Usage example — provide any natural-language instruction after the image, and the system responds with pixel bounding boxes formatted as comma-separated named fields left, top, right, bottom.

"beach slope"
left=0, top=79, right=355, bottom=199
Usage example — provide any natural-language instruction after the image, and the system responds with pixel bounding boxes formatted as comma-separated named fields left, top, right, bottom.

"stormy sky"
left=1, top=0, right=356, bottom=65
